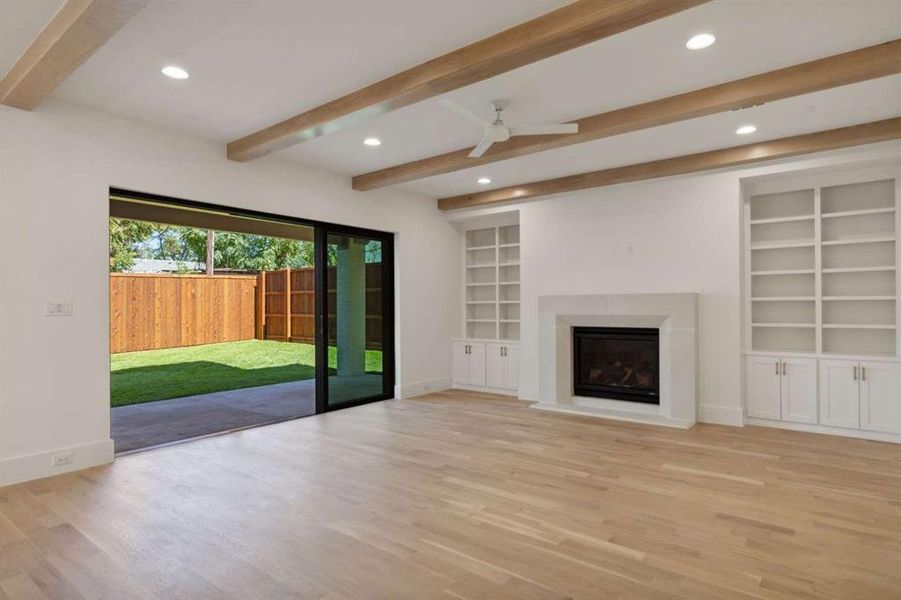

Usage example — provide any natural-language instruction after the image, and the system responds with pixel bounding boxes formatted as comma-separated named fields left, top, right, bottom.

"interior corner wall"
left=0, top=100, right=460, bottom=486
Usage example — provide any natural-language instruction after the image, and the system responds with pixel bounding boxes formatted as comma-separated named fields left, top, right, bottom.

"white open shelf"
left=749, top=215, right=815, bottom=225
left=823, top=296, right=896, bottom=301
left=822, top=324, right=896, bottom=330
left=751, top=269, right=815, bottom=276
left=744, top=174, right=899, bottom=357
left=750, top=240, right=816, bottom=250
left=821, top=236, right=895, bottom=246
left=821, top=207, right=895, bottom=219
left=463, top=224, right=520, bottom=341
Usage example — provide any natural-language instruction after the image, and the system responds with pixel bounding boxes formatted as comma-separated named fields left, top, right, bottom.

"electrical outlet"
left=52, top=452, right=73, bottom=467
left=46, top=300, right=74, bottom=317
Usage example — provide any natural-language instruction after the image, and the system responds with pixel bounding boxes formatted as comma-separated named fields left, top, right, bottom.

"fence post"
left=285, top=268, right=292, bottom=341
left=256, top=271, right=265, bottom=340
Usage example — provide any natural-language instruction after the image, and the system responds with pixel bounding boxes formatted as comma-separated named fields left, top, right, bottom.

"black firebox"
left=572, top=327, right=660, bottom=404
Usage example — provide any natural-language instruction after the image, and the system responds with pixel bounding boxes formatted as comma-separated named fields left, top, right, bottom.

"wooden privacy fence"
left=109, top=273, right=258, bottom=353
left=110, top=265, right=382, bottom=353
left=259, top=264, right=383, bottom=350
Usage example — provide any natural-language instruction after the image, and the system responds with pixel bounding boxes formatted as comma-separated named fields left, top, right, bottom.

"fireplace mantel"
left=535, top=293, right=698, bottom=428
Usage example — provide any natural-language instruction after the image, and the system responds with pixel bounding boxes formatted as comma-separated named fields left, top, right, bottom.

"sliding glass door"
left=316, top=227, right=394, bottom=411
left=110, top=189, right=394, bottom=431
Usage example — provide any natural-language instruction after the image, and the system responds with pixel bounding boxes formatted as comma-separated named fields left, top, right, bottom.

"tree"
left=110, top=217, right=327, bottom=272
left=109, top=218, right=153, bottom=272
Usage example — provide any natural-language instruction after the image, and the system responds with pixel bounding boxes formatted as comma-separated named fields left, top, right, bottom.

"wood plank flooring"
left=1, top=390, right=900, bottom=599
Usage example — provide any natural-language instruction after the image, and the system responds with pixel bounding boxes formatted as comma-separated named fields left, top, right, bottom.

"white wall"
left=517, top=173, right=743, bottom=424
left=455, top=143, right=901, bottom=427
left=0, top=100, right=461, bottom=486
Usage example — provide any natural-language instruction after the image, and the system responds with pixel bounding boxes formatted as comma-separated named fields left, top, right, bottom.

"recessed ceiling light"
left=161, top=65, right=189, bottom=80
left=477, top=177, right=491, bottom=185
left=736, top=124, right=757, bottom=135
left=686, top=33, right=716, bottom=50
left=363, top=137, right=382, bottom=147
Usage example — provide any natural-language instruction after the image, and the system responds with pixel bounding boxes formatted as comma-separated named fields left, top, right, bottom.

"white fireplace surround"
left=535, top=293, right=698, bottom=428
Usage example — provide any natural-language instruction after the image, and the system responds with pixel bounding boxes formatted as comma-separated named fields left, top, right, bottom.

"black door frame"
left=110, top=188, right=396, bottom=415
left=314, top=227, right=395, bottom=413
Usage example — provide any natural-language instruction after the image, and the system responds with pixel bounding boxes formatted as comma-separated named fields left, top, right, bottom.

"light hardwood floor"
left=1, top=390, right=900, bottom=599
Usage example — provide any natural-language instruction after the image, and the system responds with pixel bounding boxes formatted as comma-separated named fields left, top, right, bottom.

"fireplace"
left=572, top=327, right=660, bottom=404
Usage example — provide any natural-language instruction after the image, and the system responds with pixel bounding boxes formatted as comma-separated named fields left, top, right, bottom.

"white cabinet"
left=746, top=356, right=782, bottom=419
left=487, top=343, right=518, bottom=390
left=486, top=342, right=505, bottom=388
left=781, top=358, right=818, bottom=424
left=748, top=355, right=901, bottom=437
left=819, top=359, right=860, bottom=429
left=820, top=359, right=901, bottom=432
left=453, top=341, right=518, bottom=391
left=504, top=344, right=519, bottom=390
left=452, top=341, right=486, bottom=387
left=860, top=361, right=901, bottom=434
left=745, top=356, right=817, bottom=423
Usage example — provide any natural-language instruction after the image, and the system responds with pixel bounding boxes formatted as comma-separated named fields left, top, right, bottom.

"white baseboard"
left=0, top=439, right=114, bottom=487
left=530, top=402, right=694, bottom=429
left=517, top=385, right=539, bottom=402
left=397, top=377, right=452, bottom=399
left=451, top=384, right=519, bottom=397
left=745, top=418, right=901, bottom=444
left=698, top=404, right=744, bottom=427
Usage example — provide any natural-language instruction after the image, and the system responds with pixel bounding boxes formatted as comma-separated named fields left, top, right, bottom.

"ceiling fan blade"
left=511, top=123, right=579, bottom=136
left=439, top=98, right=491, bottom=127
left=468, top=136, right=495, bottom=158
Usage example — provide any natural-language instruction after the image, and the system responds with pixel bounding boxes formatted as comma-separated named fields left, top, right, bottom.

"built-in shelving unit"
left=744, top=171, right=899, bottom=358
left=465, top=224, right=520, bottom=341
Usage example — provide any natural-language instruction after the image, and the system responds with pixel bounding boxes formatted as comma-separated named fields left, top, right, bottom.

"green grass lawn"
left=111, top=340, right=382, bottom=407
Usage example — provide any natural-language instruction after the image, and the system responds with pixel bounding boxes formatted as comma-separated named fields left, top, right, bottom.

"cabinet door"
left=780, top=358, right=818, bottom=424
left=504, top=344, right=519, bottom=390
left=452, top=342, right=469, bottom=386
left=859, top=362, right=901, bottom=434
left=746, top=356, right=781, bottom=419
left=486, top=343, right=505, bottom=388
left=468, top=342, right=487, bottom=387
left=819, top=360, right=860, bottom=429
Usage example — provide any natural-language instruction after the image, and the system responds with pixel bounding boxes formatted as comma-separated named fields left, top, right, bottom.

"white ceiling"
left=4, top=0, right=901, bottom=200
left=0, top=0, right=64, bottom=78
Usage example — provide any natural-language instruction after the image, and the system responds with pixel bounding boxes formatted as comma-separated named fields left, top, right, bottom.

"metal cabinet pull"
left=853, top=366, right=858, bottom=381
left=782, top=362, right=787, bottom=376
left=776, top=361, right=780, bottom=376
left=862, top=366, right=867, bottom=381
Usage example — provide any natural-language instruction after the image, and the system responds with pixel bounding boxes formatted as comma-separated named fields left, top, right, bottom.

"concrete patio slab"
left=111, top=373, right=385, bottom=453
left=111, top=379, right=316, bottom=453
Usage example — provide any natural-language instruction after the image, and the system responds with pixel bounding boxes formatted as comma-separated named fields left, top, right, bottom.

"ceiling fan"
left=439, top=98, right=579, bottom=158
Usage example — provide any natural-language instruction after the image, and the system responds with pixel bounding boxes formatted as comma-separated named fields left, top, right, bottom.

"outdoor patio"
left=111, top=373, right=383, bottom=453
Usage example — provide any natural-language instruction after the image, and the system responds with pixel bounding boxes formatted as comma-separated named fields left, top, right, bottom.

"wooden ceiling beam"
left=437, top=117, right=901, bottom=210
left=355, top=39, right=901, bottom=190
left=226, top=0, right=709, bottom=162
left=0, top=0, right=146, bottom=110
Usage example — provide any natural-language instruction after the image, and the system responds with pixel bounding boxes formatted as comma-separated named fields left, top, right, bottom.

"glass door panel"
left=319, top=231, right=393, bottom=410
